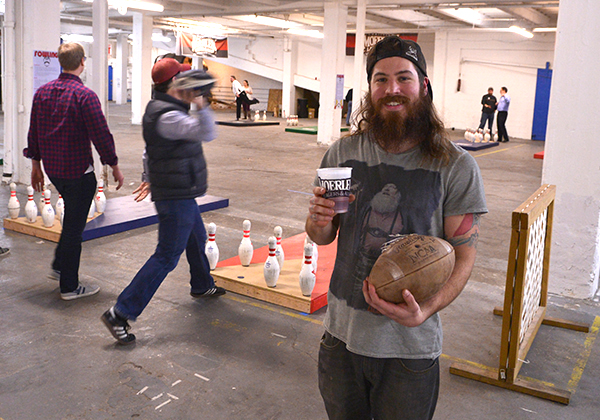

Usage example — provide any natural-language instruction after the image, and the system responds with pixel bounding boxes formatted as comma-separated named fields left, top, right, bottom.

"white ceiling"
left=58, top=0, right=559, bottom=41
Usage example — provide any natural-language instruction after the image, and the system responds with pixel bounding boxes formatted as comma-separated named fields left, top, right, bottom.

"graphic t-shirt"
left=317, top=133, right=487, bottom=358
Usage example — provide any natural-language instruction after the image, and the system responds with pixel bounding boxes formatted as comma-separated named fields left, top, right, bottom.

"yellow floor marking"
left=568, top=315, right=600, bottom=393
left=473, top=143, right=527, bottom=158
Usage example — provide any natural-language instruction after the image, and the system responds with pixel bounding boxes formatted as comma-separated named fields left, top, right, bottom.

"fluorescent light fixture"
left=61, top=34, right=94, bottom=43
left=533, top=27, right=557, bottom=33
left=509, top=25, right=534, bottom=38
left=107, top=0, right=164, bottom=13
left=235, top=15, right=302, bottom=29
left=286, top=28, right=323, bottom=39
left=440, top=8, right=484, bottom=26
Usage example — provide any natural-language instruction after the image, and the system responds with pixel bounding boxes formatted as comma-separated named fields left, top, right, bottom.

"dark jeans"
left=497, top=111, right=509, bottom=141
left=318, top=331, right=439, bottom=420
left=479, top=112, right=494, bottom=132
left=346, top=101, right=353, bottom=126
left=115, top=198, right=215, bottom=321
left=236, top=92, right=250, bottom=119
left=49, top=172, right=97, bottom=293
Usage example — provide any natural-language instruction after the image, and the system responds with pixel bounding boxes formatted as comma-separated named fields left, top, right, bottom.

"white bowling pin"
left=463, top=129, right=470, bottom=142
left=238, top=219, right=253, bottom=266
left=8, top=182, right=20, bottom=219
left=25, top=186, right=38, bottom=223
left=55, top=194, right=64, bottom=222
left=273, top=226, right=285, bottom=270
left=205, top=222, right=219, bottom=270
left=262, top=111, right=267, bottom=121
left=41, top=189, right=55, bottom=228
left=95, top=179, right=107, bottom=213
left=493, top=132, right=499, bottom=142
left=483, top=129, right=491, bottom=143
left=87, top=200, right=96, bottom=219
left=59, top=205, right=65, bottom=227
left=305, top=235, right=318, bottom=274
left=263, top=236, right=280, bottom=288
left=299, top=243, right=316, bottom=296
left=254, top=110, right=260, bottom=122
left=39, top=185, right=45, bottom=212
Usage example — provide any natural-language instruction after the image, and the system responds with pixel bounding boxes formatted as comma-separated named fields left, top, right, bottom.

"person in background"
left=242, top=79, right=260, bottom=119
left=230, top=75, right=249, bottom=121
left=496, top=87, right=511, bottom=142
left=478, top=87, right=497, bottom=133
left=24, top=42, right=124, bottom=301
left=345, top=88, right=353, bottom=126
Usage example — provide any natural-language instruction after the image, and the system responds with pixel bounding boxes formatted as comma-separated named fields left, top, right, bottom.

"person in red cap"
left=102, top=57, right=225, bottom=345
left=306, top=36, right=487, bottom=419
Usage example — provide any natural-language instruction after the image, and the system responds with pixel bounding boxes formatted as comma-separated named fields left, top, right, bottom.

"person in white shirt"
left=230, top=75, right=248, bottom=120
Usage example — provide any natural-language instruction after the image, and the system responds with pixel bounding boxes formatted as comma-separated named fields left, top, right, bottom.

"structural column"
left=2, top=0, right=60, bottom=184
left=282, top=37, right=298, bottom=118
left=350, top=0, right=366, bottom=128
left=131, top=12, right=153, bottom=125
left=317, top=1, right=348, bottom=146
left=432, top=31, right=449, bottom=122
left=542, top=0, right=600, bottom=299
left=114, top=34, right=129, bottom=105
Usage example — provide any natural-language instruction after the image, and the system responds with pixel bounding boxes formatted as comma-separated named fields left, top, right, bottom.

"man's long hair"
left=352, top=79, right=456, bottom=165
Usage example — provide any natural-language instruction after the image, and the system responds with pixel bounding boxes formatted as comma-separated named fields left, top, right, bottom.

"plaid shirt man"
left=24, top=73, right=118, bottom=178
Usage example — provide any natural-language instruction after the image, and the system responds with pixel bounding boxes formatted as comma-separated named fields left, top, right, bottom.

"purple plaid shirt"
left=24, top=73, right=118, bottom=179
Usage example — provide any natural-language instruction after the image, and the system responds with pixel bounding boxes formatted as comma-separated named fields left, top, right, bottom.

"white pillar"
left=350, top=0, right=366, bottom=129
left=317, top=1, right=348, bottom=146
left=282, top=37, right=298, bottom=118
left=115, top=34, right=129, bottom=105
left=432, top=31, right=449, bottom=122
left=3, top=0, right=60, bottom=184
left=541, top=0, right=600, bottom=299
left=131, top=12, right=153, bottom=125
left=91, top=0, right=109, bottom=184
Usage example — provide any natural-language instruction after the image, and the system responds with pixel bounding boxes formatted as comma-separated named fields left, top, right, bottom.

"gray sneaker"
left=60, top=283, right=100, bottom=301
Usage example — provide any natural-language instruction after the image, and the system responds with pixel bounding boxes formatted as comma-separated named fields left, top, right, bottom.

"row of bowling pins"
left=204, top=220, right=318, bottom=296
left=254, top=110, right=267, bottom=121
left=7, top=180, right=107, bottom=227
left=464, top=128, right=498, bottom=143
left=286, top=115, right=299, bottom=126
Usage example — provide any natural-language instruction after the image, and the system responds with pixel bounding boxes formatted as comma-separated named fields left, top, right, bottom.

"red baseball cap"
left=151, top=58, right=191, bottom=84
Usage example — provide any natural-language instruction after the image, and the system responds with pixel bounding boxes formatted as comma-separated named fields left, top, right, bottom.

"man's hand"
left=111, top=165, right=124, bottom=190
left=133, top=182, right=150, bottom=202
left=362, top=279, right=428, bottom=327
left=31, top=160, right=44, bottom=192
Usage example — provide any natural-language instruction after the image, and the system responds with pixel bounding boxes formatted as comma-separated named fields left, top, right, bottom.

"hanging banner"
left=335, top=75, right=344, bottom=108
left=346, top=33, right=418, bottom=56
left=176, top=32, right=228, bottom=58
left=33, top=50, right=60, bottom=93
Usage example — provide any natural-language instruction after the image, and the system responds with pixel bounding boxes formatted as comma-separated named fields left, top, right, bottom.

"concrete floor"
left=1, top=104, right=599, bottom=419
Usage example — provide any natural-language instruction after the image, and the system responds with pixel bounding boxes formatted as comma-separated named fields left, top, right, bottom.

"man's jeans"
left=50, top=172, right=97, bottom=293
left=318, top=331, right=439, bottom=420
left=115, top=198, right=215, bottom=320
left=479, top=112, right=494, bottom=132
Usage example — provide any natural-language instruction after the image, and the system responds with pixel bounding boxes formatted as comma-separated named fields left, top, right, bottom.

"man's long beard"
left=370, top=95, right=430, bottom=152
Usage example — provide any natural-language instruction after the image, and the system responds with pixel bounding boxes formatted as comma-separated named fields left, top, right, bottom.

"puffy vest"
left=143, top=92, right=207, bottom=201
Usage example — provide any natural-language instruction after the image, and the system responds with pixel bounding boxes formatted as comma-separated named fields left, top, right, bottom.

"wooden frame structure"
left=450, top=184, right=590, bottom=404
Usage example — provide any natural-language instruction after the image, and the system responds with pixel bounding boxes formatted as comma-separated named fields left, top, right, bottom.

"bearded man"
left=306, top=37, right=487, bottom=420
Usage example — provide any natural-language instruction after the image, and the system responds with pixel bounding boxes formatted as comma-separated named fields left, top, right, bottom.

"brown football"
left=368, top=235, right=455, bottom=304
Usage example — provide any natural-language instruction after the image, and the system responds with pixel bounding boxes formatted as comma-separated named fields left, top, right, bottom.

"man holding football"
left=305, top=36, right=487, bottom=420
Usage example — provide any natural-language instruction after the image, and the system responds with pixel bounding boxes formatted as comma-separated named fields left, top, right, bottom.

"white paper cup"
left=317, top=167, right=353, bottom=213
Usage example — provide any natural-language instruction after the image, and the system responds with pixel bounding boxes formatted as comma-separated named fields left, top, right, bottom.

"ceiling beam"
left=499, top=7, right=553, bottom=27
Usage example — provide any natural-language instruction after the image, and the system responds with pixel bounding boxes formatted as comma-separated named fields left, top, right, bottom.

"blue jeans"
left=50, top=172, right=97, bottom=293
left=318, top=331, right=439, bottom=420
left=479, top=112, right=494, bottom=132
left=115, top=198, right=215, bottom=320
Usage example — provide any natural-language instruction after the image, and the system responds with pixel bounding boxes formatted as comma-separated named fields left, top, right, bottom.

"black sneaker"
left=191, top=286, right=226, bottom=298
left=0, top=247, right=9, bottom=257
left=101, top=307, right=136, bottom=345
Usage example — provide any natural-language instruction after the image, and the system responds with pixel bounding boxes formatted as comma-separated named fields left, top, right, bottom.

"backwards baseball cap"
left=151, top=58, right=191, bottom=84
left=366, top=36, right=432, bottom=99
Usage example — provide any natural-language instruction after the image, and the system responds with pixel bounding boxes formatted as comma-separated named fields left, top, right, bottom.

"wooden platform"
left=216, top=120, right=280, bottom=127
left=3, top=194, right=229, bottom=243
left=454, top=141, right=500, bottom=151
left=284, top=126, right=349, bottom=135
left=212, top=233, right=337, bottom=313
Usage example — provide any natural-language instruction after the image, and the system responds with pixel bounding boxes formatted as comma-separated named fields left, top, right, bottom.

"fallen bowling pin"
left=263, top=236, right=280, bottom=288
left=25, top=186, right=38, bottom=223
left=299, top=243, right=316, bottom=296
left=273, top=226, right=284, bottom=270
left=238, top=219, right=253, bottom=266
left=205, top=222, right=219, bottom=270
left=41, top=189, right=55, bottom=228
left=8, top=182, right=20, bottom=219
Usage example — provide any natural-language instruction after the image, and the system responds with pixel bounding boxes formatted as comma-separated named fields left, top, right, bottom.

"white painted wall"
left=430, top=30, right=555, bottom=140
